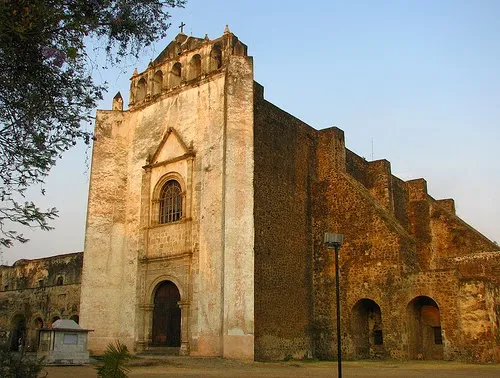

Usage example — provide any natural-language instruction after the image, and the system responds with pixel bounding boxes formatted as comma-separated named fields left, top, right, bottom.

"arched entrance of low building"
left=29, top=317, right=44, bottom=352
left=152, top=280, right=181, bottom=347
left=351, top=299, right=384, bottom=358
left=10, top=314, right=26, bottom=351
left=407, top=296, right=443, bottom=360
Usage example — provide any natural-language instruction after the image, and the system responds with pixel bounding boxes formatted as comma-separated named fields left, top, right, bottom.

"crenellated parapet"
left=128, top=25, right=248, bottom=109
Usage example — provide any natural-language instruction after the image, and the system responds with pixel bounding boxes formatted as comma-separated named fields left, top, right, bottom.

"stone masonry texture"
left=1, top=28, right=498, bottom=363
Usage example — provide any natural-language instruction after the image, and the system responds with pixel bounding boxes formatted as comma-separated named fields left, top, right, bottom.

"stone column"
left=140, top=304, right=154, bottom=349
left=178, top=301, right=190, bottom=355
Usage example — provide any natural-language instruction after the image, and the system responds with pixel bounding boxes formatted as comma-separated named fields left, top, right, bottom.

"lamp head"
left=324, top=233, right=344, bottom=248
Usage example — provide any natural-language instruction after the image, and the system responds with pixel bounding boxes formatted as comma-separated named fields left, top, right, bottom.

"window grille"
left=373, top=330, right=383, bottom=345
left=159, top=180, right=182, bottom=224
left=433, top=326, right=443, bottom=345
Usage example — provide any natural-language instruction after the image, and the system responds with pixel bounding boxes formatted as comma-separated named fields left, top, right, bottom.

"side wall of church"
left=0, top=253, right=82, bottom=350
left=253, top=84, right=316, bottom=360
left=312, top=127, right=417, bottom=359
left=312, top=128, right=500, bottom=362
left=80, top=107, right=135, bottom=353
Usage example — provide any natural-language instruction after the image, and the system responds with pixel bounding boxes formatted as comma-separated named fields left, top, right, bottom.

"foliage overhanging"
left=0, top=0, right=185, bottom=248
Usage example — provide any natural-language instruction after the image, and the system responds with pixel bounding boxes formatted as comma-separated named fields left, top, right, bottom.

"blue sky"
left=3, top=0, right=500, bottom=263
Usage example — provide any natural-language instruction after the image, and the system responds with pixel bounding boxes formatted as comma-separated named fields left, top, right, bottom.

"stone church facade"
left=1, top=27, right=499, bottom=362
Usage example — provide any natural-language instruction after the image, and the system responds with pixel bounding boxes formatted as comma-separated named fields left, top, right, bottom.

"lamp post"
left=324, top=232, right=344, bottom=378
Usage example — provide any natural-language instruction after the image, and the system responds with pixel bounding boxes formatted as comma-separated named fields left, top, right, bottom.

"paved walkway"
left=41, top=358, right=500, bottom=378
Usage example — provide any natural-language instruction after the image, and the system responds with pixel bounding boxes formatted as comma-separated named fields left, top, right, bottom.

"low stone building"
left=38, top=319, right=90, bottom=365
left=0, top=253, right=82, bottom=351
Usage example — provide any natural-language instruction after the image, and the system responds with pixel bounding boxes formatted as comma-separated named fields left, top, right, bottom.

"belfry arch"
left=406, top=296, right=444, bottom=360
left=351, top=299, right=384, bottom=358
left=170, top=62, right=182, bottom=87
left=136, top=78, right=147, bottom=102
left=152, top=70, right=163, bottom=96
left=210, top=44, right=222, bottom=71
left=188, top=54, right=202, bottom=80
left=152, top=280, right=181, bottom=347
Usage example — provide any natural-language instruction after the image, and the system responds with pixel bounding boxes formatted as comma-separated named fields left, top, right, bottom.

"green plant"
left=96, top=340, right=132, bottom=378
left=0, top=342, right=46, bottom=378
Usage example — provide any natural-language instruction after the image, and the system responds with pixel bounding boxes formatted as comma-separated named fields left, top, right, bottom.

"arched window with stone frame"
left=158, top=179, right=183, bottom=224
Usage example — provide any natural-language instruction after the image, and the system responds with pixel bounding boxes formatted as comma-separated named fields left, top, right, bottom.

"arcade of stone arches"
left=9, top=313, right=80, bottom=351
left=147, top=279, right=445, bottom=360
left=351, top=296, right=444, bottom=360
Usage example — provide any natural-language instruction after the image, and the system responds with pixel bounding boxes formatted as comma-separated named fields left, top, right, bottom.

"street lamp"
left=324, top=232, right=344, bottom=378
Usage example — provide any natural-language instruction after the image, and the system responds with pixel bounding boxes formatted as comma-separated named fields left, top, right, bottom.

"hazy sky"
left=3, top=0, right=499, bottom=264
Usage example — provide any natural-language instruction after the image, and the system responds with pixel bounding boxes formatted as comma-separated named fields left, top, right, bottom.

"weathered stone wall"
left=82, top=31, right=255, bottom=359
left=3, top=29, right=497, bottom=364
left=253, top=83, right=316, bottom=360
left=313, top=128, right=416, bottom=359
left=0, top=253, right=82, bottom=350
left=312, top=131, right=499, bottom=362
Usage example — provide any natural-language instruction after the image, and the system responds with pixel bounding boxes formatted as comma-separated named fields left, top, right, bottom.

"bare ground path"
left=41, top=358, right=500, bottom=378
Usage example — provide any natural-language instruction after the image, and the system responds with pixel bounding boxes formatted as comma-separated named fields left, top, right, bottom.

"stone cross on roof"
left=179, top=22, right=186, bottom=34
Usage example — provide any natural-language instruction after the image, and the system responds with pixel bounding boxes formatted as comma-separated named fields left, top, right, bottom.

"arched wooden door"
left=152, top=281, right=181, bottom=347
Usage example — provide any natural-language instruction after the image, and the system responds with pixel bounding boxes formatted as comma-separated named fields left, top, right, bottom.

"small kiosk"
left=37, top=319, right=91, bottom=365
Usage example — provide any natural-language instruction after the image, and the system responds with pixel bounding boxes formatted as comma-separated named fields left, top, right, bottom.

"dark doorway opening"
left=10, top=315, right=26, bottom=351
left=152, top=281, right=181, bottom=347
left=407, top=296, right=444, bottom=360
left=351, top=298, right=384, bottom=359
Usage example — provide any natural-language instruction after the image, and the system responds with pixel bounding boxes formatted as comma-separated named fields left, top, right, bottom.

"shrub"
left=0, top=342, right=46, bottom=378
left=96, top=340, right=132, bottom=378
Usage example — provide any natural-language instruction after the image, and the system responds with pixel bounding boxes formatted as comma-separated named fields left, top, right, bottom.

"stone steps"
left=138, top=347, right=180, bottom=356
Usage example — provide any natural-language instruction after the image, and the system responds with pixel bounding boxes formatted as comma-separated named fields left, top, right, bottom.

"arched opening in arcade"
left=407, top=296, right=443, bottom=360
left=351, top=298, right=384, bottom=358
left=210, top=44, right=222, bottom=71
left=152, top=280, right=181, bottom=347
left=188, top=54, right=202, bottom=80
left=152, top=70, right=163, bottom=96
left=170, top=62, right=182, bottom=87
left=135, top=78, right=147, bottom=102
left=10, top=314, right=26, bottom=351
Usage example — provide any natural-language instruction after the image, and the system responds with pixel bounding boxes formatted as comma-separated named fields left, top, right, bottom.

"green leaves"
left=0, top=0, right=186, bottom=248
left=0, top=342, right=46, bottom=378
left=96, top=340, right=132, bottom=378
